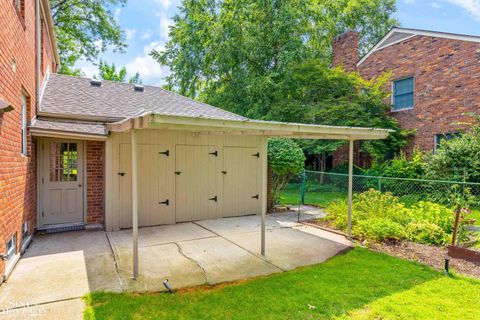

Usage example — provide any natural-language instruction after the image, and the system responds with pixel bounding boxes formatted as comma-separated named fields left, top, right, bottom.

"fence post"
left=300, top=171, right=306, bottom=205
left=378, top=177, right=382, bottom=192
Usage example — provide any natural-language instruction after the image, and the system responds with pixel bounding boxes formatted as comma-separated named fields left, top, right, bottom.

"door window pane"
left=49, top=142, right=78, bottom=182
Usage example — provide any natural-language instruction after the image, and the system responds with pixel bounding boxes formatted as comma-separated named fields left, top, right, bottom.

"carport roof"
left=107, top=113, right=392, bottom=140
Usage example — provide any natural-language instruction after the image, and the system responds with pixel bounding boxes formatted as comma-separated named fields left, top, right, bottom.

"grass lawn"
left=279, top=189, right=346, bottom=208
left=84, top=248, right=480, bottom=320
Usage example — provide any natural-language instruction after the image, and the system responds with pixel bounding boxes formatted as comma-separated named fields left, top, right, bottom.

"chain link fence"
left=285, top=171, right=480, bottom=208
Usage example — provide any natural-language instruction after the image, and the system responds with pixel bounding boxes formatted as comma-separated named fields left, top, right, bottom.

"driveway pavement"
left=0, top=210, right=351, bottom=319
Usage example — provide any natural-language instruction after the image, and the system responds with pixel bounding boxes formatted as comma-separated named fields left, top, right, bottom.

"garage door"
left=175, top=145, right=220, bottom=222
left=118, top=143, right=174, bottom=228
left=222, top=147, right=260, bottom=217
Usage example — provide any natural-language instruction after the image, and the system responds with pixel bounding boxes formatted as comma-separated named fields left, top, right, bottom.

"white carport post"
left=347, top=138, right=354, bottom=240
left=131, top=129, right=139, bottom=279
left=260, top=137, right=268, bottom=256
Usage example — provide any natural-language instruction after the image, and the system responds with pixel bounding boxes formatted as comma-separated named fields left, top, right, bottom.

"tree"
left=151, top=0, right=397, bottom=118
left=270, top=61, right=413, bottom=163
left=50, top=0, right=127, bottom=75
left=96, top=60, right=142, bottom=84
left=427, top=118, right=480, bottom=183
left=268, top=138, right=306, bottom=206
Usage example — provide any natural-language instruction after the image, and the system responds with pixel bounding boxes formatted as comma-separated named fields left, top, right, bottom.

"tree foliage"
left=427, top=119, right=480, bottom=183
left=272, top=62, right=413, bottom=162
left=268, top=138, right=306, bottom=205
left=96, top=60, right=142, bottom=84
left=50, top=0, right=127, bottom=75
left=151, top=0, right=397, bottom=117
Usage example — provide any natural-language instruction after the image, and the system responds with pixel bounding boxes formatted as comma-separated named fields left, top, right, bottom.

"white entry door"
left=42, top=140, right=84, bottom=225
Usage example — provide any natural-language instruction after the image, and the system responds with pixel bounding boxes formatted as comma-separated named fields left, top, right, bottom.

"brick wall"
left=331, top=31, right=480, bottom=166
left=86, top=141, right=105, bottom=225
left=358, top=35, right=480, bottom=153
left=0, top=0, right=56, bottom=277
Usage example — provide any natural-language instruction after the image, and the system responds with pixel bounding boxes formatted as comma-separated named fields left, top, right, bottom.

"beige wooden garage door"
left=118, top=143, right=174, bottom=228
left=175, top=145, right=220, bottom=222
left=222, top=147, right=260, bottom=217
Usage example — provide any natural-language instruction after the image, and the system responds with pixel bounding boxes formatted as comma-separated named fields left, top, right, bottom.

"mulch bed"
left=305, top=219, right=480, bottom=279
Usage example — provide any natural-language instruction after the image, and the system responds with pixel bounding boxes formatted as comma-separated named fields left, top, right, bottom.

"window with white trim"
left=21, top=94, right=28, bottom=156
left=434, top=132, right=461, bottom=152
left=393, top=77, right=414, bottom=110
left=5, top=234, right=17, bottom=261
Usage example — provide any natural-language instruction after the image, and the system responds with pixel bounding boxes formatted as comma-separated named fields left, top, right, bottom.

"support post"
left=131, top=129, right=139, bottom=279
left=260, top=137, right=268, bottom=256
left=347, top=139, right=354, bottom=240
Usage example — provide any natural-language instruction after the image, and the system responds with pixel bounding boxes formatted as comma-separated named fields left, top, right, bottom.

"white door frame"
left=37, top=138, right=87, bottom=228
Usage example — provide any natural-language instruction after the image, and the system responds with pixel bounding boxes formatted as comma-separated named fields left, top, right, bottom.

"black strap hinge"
left=252, top=152, right=260, bottom=158
left=159, top=150, right=170, bottom=156
left=209, top=196, right=218, bottom=202
left=209, top=150, right=218, bottom=157
left=159, top=199, right=170, bottom=206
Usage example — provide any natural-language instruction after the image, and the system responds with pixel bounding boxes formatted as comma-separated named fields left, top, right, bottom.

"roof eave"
left=107, top=114, right=391, bottom=141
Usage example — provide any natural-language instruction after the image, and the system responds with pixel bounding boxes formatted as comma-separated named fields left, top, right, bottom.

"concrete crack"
left=174, top=242, right=209, bottom=285
left=104, top=232, right=125, bottom=289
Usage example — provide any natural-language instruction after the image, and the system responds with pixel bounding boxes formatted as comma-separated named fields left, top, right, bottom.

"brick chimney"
left=332, top=30, right=359, bottom=72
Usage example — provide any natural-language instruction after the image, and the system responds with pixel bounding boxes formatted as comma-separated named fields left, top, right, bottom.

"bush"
left=405, top=222, right=447, bottom=245
left=268, top=138, right=305, bottom=206
left=325, top=189, right=454, bottom=245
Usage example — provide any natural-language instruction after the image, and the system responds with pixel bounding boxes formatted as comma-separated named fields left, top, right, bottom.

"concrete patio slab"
left=0, top=231, right=121, bottom=310
left=177, top=237, right=281, bottom=284
left=107, top=222, right=215, bottom=249
left=114, top=243, right=207, bottom=292
left=0, top=298, right=85, bottom=320
left=224, top=226, right=351, bottom=270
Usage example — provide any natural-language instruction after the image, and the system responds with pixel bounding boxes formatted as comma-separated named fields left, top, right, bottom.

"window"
left=435, top=132, right=461, bottom=152
left=5, top=234, right=17, bottom=261
left=49, top=142, right=78, bottom=182
left=22, top=222, right=29, bottom=243
left=21, top=94, right=28, bottom=155
left=393, top=77, right=414, bottom=110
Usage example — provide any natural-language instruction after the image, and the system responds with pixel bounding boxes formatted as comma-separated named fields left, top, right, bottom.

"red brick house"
left=0, top=1, right=390, bottom=284
left=0, top=0, right=59, bottom=280
left=332, top=27, right=480, bottom=166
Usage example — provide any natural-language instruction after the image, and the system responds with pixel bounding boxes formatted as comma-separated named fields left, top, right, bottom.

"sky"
left=75, top=0, right=480, bottom=86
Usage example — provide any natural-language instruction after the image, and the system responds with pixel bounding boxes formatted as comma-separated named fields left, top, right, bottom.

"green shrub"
left=325, top=189, right=455, bottom=245
left=355, top=218, right=405, bottom=242
left=405, top=222, right=447, bottom=245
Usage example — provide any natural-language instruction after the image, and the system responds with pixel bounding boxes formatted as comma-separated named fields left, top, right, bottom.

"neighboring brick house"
left=332, top=27, right=480, bottom=166
left=0, top=0, right=59, bottom=280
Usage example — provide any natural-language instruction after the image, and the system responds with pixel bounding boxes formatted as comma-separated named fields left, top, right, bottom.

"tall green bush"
left=268, top=138, right=305, bottom=205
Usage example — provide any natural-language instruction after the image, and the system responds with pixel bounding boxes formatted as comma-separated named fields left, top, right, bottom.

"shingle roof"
left=30, top=118, right=108, bottom=136
left=40, top=74, right=247, bottom=122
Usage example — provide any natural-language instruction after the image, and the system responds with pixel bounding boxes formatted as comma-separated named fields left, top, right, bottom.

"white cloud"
left=446, top=0, right=480, bottom=20
left=404, top=0, right=416, bottom=4
left=125, top=41, right=169, bottom=85
left=141, top=29, right=153, bottom=40
left=155, top=11, right=174, bottom=40
left=74, top=59, right=97, bottom=78
left=155, top=0, right=171, bottom=9
left=114, top=8, right=122, bottom=22
left=431, top=1, right=442, bottom=8
left=125, top=29, right=137, bottom=41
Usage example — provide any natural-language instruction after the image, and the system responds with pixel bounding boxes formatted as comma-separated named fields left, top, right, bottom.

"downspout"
left=36, top=0, right=41, bottom=113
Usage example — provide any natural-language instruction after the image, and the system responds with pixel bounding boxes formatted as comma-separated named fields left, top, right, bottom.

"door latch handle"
left=159, top=199, right=170, bottom=206
left=118, top=172, right=126, bottom=176
left=209, top=196, right=218, bottom=202
left=175, top=171, right=182, bottom=175
left=159, top=150, right=170, bottom=156
left=252, top=194, right=259, bottom=199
